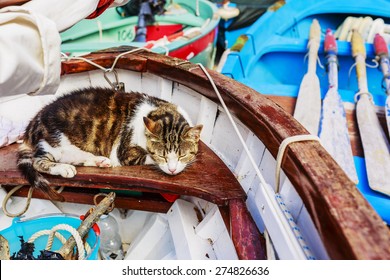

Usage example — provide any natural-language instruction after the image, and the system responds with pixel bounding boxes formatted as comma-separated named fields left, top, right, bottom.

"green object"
left=61, top=0, right=220, bottom=68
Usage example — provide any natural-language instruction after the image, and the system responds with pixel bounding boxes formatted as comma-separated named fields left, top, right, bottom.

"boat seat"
left=0, top=141, right=246, bottom=212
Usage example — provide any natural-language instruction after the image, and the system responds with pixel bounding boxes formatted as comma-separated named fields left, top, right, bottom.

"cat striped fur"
left=17, top=87, right=203, bottom=201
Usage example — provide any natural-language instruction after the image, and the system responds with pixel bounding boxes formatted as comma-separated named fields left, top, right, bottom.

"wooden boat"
left=60, top=0, right=220, bottom=68
left=1, top=47, right=389, bottom=260
left=221, top=0, right=390, bottom=225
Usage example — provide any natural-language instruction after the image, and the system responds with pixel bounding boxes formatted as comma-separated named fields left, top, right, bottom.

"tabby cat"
left=17, top=87, right=203, bottom=201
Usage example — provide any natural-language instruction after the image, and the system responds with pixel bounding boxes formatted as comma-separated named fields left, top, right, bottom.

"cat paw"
left=83, top=156, right=112, bottom=168
left=95, top=157, right=112, bottom=168
left=50, top=164, right=77, bottom=178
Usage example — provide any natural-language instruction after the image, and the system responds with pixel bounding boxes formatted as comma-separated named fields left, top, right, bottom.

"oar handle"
left=307, top=19, right=321, bottom=73
left=374, top=33, right=389, bottom=57
left=324, top=29, right=337, bottom=54
left=325, top=29, right=338, bottom=88
left=374, top=33, right=390, bottom=95
left=309, top=19, right=321, bottom=42
left=352, top=30, right=366, bottom=58
left=352, top=30, right=368, bottom=92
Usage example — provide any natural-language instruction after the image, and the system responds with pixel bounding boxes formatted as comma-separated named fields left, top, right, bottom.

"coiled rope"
left=28, top=223, right=91, bottom=260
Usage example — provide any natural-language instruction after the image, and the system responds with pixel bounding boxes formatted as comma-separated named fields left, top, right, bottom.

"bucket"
left=0, top=213, right=100, bottom=260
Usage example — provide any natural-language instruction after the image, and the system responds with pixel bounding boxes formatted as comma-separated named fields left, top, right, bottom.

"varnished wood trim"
left=229, top=199, right=266, bottom=260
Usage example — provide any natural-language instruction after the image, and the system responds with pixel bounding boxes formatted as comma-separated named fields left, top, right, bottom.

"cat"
left=17, top=87, right=203, bottom=201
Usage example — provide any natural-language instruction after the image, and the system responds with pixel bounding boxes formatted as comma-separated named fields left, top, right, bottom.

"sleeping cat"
left=17, top=87, right=203, bottom=201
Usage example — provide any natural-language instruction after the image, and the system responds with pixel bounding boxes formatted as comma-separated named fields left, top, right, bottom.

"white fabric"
left=0, top=0, right=129, bottom=147
left=23, top=0, right=129, bottom=32
left=0, top=6, right=60, bottom=97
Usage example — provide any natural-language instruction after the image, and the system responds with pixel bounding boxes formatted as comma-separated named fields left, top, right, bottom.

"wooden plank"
left=2, top=185, right=172, bottom=213
left=229, top=199, right=266, bottom=260
left=167, top=199, right=216, bottom=260
left=125, top=214, right=174, bottom=259
left=195, top=204, right=238, bottom=260
left=0, top=141, right=245, bottom=205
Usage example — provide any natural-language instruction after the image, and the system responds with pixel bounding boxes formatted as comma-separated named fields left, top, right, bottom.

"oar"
left=352, top=30, right=390, bottom=196
left=319, top=29, right=358, bottom=184
left=373, top=33, right=390, bottom=139
left=294, top=19, right=321, bottom=135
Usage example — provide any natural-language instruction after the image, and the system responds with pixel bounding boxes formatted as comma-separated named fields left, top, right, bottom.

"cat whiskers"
left=185, top=158, right=197, bottom=168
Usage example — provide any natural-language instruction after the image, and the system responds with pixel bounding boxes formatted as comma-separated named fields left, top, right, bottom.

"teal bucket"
left=0, top=214, right=100, bottom=260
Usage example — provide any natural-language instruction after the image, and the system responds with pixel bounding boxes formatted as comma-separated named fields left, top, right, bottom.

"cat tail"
left=17, top=143, right=65, bottom=202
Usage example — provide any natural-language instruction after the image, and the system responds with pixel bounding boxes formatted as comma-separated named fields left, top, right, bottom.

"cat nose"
left=168, top=167, right=176, bottom=174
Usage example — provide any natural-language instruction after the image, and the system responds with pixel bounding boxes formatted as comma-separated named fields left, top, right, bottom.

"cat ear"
left=184, top=124, right=203, bottom=142
left=143, top=117, right=161, bottom=136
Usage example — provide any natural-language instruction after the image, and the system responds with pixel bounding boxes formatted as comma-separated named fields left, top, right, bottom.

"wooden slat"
left=229, top=199, right=266, bottom=260
left=0, top=142, right=245, bottom=206
left=2, top=185, right=173, bottom=213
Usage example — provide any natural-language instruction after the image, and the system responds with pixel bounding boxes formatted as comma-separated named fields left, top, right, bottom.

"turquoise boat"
left=61, top=0, right=220, bottom=68
left=222, top=0, right=390, bottom=224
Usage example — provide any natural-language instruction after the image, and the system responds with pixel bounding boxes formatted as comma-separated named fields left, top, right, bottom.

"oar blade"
left=294, top=72, right=321, bottom=135
left=357, top=95, right=390, bottom=196
left=320, top=87, right=359, bottom=183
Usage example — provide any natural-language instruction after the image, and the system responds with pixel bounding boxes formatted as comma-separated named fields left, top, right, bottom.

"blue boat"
left=222, top=0, right=390, bottom=224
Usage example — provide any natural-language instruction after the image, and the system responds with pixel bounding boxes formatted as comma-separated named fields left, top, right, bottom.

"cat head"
left=143, top=116, right=203, bottom=175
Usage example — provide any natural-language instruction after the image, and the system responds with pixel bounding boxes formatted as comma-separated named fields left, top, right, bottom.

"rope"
left=196, top=63, right=268, bottom=187
left=354, top=91, right=374, bottom=103
left=2, top=186, right=34, bottom=217
left=274, top=136, right=320, bottom=260
left=275, top=194, right=316, bottom=260
left=27, top=223, right=91, bottom=260
left=196, top=63, right=318, bottom=259
left=61, top=47, right=151, bottom=73
left=275, top=135, right=320, bottom=193
left=2, top=185, right=65, bottom=218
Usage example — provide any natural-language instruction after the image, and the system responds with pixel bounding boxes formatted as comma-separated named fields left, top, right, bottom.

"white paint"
left=167, top=199, right=216, bottom=260
left=128, top=101, right=156, bottom=150
left=172, top=83, right=200, bottom=125
left=196, top=97, right=218, bottom=144
left=195, top=204, right=238, bottom=260
left=158, top=77, right=173, bottom=102
left=177, top=106, right=194, bottom=126
left=125, top=214, right=174, bottom=260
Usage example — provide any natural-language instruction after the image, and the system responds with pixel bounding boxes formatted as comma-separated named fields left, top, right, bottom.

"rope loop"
left=275, top=135, right=320, bottom=193
left=354, top=91, right=373, bottom=103
left=93, top=193, right=115, bottom=214
left=2, top=186, right=34, bottom=217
